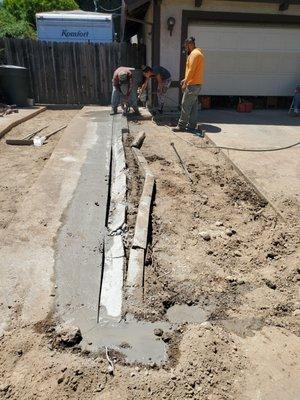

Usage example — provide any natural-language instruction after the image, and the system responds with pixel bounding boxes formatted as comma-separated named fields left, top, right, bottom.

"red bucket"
left=201, top=96, right=211, bottom=109
left=237, top=102, right=253, bottom=113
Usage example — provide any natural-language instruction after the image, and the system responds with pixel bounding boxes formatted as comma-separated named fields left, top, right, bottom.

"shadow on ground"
left=153, top=115, right=222, bottom=133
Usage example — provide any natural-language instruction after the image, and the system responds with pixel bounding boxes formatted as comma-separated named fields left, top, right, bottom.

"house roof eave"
left=124, top=0, right=151, bottom=13
left=122, top=0, right=151, bottom=41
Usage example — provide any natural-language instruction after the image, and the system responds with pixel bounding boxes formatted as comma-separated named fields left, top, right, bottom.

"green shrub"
left=3, top=0, right=79, bottom=27
left=0, top=8, right=35, bottom=38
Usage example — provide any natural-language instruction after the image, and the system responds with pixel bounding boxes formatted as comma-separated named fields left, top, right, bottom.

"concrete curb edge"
left=99, top=115, right=127, bottom=321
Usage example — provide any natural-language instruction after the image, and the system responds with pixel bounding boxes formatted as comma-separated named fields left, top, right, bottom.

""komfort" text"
left=62, top=30, right=89, bottom=38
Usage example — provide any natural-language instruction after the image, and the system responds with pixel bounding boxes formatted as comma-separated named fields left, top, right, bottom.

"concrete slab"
left=200, top=110, right=300, bottom=215
left=55, top=109, right=113, bottom=326
left=109, top=116, right=127, bottom=233
left=99, top=238, right=124, bottom=321
left=0, top=106, right=46, bottom=138
left=0, top=106, right=174, bottom=365
left=0, top=106, right=110, bottom=329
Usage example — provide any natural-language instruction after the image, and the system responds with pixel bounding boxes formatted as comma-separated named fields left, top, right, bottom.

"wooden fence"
left=0, top=38, right=146, bottom=105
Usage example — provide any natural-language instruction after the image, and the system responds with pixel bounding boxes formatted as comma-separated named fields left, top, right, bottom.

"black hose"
left=171, top=130, right=300, bottom=153
left=149, top=92, right=299, bottom=153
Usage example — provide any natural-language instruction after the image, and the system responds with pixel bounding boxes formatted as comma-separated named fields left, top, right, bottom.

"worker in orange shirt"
left=173, top=37, right=204, bottom=134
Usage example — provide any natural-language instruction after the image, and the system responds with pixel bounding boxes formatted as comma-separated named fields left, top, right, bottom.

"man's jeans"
left=157, top=77, right=172, bottom=110
left=111, top=86, right=138, bottom=108
left=178, top=85, right=201, bottom=129
left=294, top=93, right=300, bottom=113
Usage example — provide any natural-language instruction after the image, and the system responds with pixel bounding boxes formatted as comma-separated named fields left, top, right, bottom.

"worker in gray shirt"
left=140, top=65, right=172, bottom=114
left=110, top=66, right=139, bottom=115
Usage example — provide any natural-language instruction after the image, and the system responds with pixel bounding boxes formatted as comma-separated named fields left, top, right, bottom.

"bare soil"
left=123, top=120, right=300, bottom=399
left=0, top=109, right=78, bottom=232
left=0, top=118, right=299, bottom=400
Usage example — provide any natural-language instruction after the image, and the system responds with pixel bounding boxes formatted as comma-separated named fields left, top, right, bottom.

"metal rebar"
left=170, top=142, right=193, bottom=182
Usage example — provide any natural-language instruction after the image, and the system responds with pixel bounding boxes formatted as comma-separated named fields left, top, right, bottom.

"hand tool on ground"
left=170, top=142, right=193, bottom=183
left=6, top=125, right=49, bottom=145
left=24, top=125, right=49, bottom=140
left=6, top=125, right=67, bottom=146
left=44, top=125, right=67, bottom=140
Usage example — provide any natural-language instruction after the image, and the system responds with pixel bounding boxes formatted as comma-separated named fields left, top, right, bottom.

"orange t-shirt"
left=185, top=48, right=204, bottom=85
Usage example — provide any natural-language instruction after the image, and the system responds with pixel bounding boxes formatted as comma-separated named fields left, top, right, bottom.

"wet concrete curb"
left=99, top=115, right=128, bottom=321
left=0, top=106, right=46, bottom=139
left=109, top=118, right=127, bottom=233
left=127, top=135, right=155, bottom=300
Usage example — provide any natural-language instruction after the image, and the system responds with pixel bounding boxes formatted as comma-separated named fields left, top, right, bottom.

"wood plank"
left=79, top=43, right=87, bottom=104
left=75, top=42, right=83, bottom=104
left=24, top=39, right=34, bottom=100
left=52, top=42, right=59, bottom=103
left=132, top=174, right=155, bottom=250
left=46, top=42, right=54, bottom=103
left=71, top=43, right=78, bottom=104
left=94, top=44, right=100, bottom=104
left=0, top=107, right=46, bottom=139
left=40, top=41, right=48, bottom=102
left=66, top=43, right=73, bottom=103
left=86, top=43, right=93, bottom=104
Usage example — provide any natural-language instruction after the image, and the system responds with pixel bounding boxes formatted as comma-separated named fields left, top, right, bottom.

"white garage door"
left=188, top=22, right=300, bottom=96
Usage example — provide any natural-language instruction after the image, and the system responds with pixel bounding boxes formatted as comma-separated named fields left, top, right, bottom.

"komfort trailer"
left=36, top=11, right=114, bottom=43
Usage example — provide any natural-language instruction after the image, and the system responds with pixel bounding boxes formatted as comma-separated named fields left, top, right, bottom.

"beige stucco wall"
left=158, top=0, right=300, bottom=107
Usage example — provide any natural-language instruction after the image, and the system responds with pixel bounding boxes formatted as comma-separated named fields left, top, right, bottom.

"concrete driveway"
left=199, top=110, right=300, bottom=218
left=0, top=107, right=112, bottom=332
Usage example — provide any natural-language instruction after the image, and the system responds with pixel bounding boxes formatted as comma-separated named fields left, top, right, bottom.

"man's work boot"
left=186, top=127, right=204, bottom=137
left=172, top=126, right=185, bottom=132
left=110, top=107, right=117, bottom=115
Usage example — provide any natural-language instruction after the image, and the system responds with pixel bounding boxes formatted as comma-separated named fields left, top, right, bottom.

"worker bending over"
left=140, top=65, right=172, bottom=114
left=110, top=66, right=139, bottom=115
left=173, top=37, right=204, bottom=133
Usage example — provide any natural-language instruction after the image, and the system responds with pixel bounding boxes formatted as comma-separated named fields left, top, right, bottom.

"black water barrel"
left=0, top=65, right=29, bottom=106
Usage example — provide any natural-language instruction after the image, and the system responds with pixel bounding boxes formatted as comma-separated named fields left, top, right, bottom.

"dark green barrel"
left=0, top=65, right=29, bottom=106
